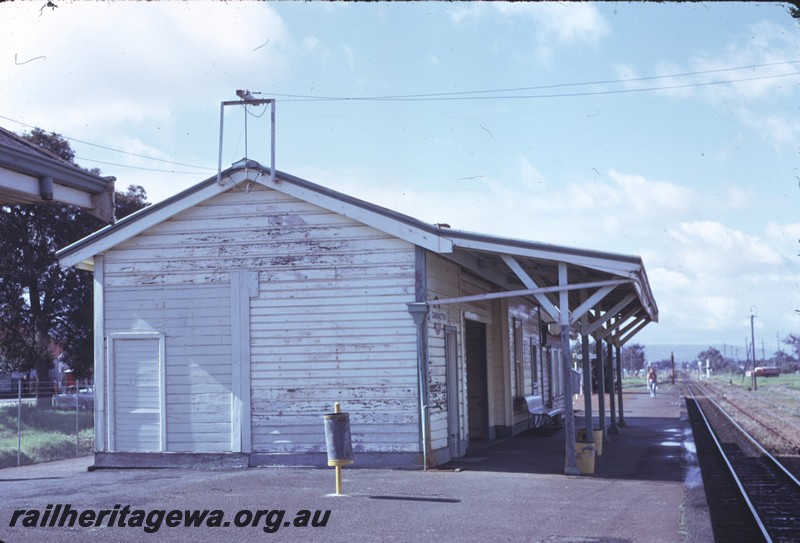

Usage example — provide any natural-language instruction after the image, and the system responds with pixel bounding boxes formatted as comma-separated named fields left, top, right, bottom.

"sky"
left=2, top=1, right=800, bottom=361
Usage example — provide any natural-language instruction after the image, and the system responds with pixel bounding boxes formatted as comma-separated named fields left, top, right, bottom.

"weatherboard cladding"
left=424, top=253, right=463, bottom=453
left=101, top=183, right=420, bottom=455
left=62, top=162, right=657, bottom=465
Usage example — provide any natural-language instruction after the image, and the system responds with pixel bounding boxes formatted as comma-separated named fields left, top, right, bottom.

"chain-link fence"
left=0, top=377, right=94, bottom=468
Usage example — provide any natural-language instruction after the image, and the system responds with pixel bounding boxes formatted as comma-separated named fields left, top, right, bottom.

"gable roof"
left=57, top=160, right=657, bottom=341
left=0, top=126, right=116, bottom=223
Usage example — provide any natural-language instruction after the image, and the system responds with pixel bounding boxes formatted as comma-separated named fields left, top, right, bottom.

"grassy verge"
left=0, top=403, right=93, bottom=469
left=621, top=376, right=652, bottom=390
left=708, top=372, right=800, bottom=391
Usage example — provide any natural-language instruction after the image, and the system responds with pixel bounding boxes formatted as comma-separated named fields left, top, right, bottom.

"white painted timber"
left=169, top=185, right=423, bottom=455
left=425, top=254, right=464, bottom=454
left=93, top=255, right=106, bottom=452
left=0, top=168, right=95, bottom=209
left=258, top=172, right=454, bottom=254
left=107, top=333, right=165, bottom=452
left=104, top=280, right=233, bottom=453
left=454, top=236, right=643, bottom=276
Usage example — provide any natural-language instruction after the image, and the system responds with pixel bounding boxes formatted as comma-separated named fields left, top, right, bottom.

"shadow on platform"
left=440, top=389, right=689, bottom=484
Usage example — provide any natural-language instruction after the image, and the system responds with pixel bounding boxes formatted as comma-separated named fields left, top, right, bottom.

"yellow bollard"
left=323, top=401, right=354, bottom=495
left=334, top=403, right=343, bottom=495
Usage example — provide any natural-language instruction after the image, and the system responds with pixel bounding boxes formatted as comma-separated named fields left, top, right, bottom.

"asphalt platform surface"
left=0, top=383, right=712, bottom=543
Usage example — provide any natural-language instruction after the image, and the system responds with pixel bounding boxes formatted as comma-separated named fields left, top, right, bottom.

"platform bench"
left=524, top=395, right=562, bottom=428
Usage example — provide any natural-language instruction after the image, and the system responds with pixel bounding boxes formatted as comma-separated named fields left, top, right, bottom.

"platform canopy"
left=423, top=228, right=658, bottom=347
left=0, top=126, right=115, bottom=223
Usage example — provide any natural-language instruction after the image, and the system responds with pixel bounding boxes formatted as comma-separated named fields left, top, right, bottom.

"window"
left=513, top=319, right=525, bottom=397
left=530, top=338, right=538, bottom=394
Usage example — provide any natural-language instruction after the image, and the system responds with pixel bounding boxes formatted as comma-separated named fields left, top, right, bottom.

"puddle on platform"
left=682, top=426, right=703, bottom=488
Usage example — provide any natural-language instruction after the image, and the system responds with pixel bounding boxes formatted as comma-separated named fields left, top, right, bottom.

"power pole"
left=750, top=311, right=757, bottom=391
left=671, top=352, right=675, bottom=385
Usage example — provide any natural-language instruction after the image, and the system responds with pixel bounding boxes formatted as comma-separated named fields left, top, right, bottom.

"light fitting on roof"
left=236, top=89, right=255, bottom=101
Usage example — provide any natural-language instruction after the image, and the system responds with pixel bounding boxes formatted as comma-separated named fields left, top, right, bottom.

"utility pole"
left=671, top=352, right=675, bottom=384
left=750, top=310, right=757, bottom=391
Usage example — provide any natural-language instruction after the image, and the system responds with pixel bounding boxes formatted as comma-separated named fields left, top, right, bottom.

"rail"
left=686, top=381, right=800, bottom=543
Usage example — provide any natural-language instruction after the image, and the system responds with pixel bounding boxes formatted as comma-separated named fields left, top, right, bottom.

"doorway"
left=445, top=326, right=464, bottom=458
left=465, top=319, right=489, bottom=441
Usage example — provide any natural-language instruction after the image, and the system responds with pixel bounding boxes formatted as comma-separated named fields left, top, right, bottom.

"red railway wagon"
left=753, top=366, right=781, bottom=377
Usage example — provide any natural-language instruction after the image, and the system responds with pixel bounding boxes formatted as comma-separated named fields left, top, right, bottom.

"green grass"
left=621, top=376, right=652, bottom=390
left=708, top=372, right=800, bottom=391
left=0, top=403, right=93, bottom=469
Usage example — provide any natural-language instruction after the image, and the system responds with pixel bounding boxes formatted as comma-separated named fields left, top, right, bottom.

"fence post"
left=17, top=379, right=22, bottom=466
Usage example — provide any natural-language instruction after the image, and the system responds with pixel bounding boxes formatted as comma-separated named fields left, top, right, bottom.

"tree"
left=783, top=333, right=800, bottom=359
left=0, top=128, right=149, bottom=405
left=696, top=347, right=727, bottom=373
left=621, top=343, right=646, bottom=375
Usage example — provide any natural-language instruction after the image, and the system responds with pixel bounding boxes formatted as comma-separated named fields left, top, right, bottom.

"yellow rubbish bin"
left=575, top=442, right=596, bottom=474
left=577, top=429, right=603, bottom=456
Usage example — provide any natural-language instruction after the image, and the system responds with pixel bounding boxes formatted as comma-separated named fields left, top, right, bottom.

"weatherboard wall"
left=424, top=253, right=463, bottom=458
left=100, top=183, right=421, bottom=461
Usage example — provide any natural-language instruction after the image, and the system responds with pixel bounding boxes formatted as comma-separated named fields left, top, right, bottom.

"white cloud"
left=673, top=221, right=784, bottom=268
left=303, top=36, right=322, bottom=51
left=613, top=19, right=799, bottom=105
left=447, top=3, right=488, bottom=25
left=766, top=221, right=800, bottom=242
left=736, top=110, right=800, bottom=153
left=451, top=2, right=608, bottom=42
left=342, top=45, right=355, bottom=73
left=448, top=2, right=609, bottom=65
left=517, top=156, right=546, bottom=189
left=648, top=268, right=691, bottom=288
left=0, top=3, right=290, bottom=138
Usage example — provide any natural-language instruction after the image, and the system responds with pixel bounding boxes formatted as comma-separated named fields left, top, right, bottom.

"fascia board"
left=0, top=170, right=95, bottom=208
left=256, top=174, right=454, bottom=254
left=0, top=145, right=111, bottom=194
left=57, top=179, right=227, bottom=269
left=1, top=166, right=114, bottom=222
left=0, top=169, right=46, bottom=202
left=450, top=236, right=642, bottom=276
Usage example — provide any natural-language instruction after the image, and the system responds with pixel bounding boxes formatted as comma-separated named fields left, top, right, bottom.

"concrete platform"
left=0, top=383, right=712, bottom=543
left=441, top=382, right=713, bottom=543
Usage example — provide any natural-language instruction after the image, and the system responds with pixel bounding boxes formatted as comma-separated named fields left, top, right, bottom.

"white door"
left=109, top=334, right=165, bottom=452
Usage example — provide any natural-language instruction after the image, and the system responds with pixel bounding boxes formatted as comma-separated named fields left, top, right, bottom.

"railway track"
left=695, top=382, right=800, bottom=464
left=685, top=381, right=800, bottom=542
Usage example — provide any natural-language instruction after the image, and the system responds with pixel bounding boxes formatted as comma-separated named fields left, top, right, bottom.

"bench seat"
left=523, top=395, right=562, bottom=428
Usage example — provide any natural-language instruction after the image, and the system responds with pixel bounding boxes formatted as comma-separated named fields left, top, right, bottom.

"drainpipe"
left=581, top=330, right=593, bottom=436
left=596, top=338, right=607, bottom=440
left=608, top=338, right=618, bottom=434
left=39, top=176, right=54, bottom=201
left=616, top=342, right=625, bottom=427
left=559, top=263, right=579, bottom=476
left=408, top=302, right=430, bottom=470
